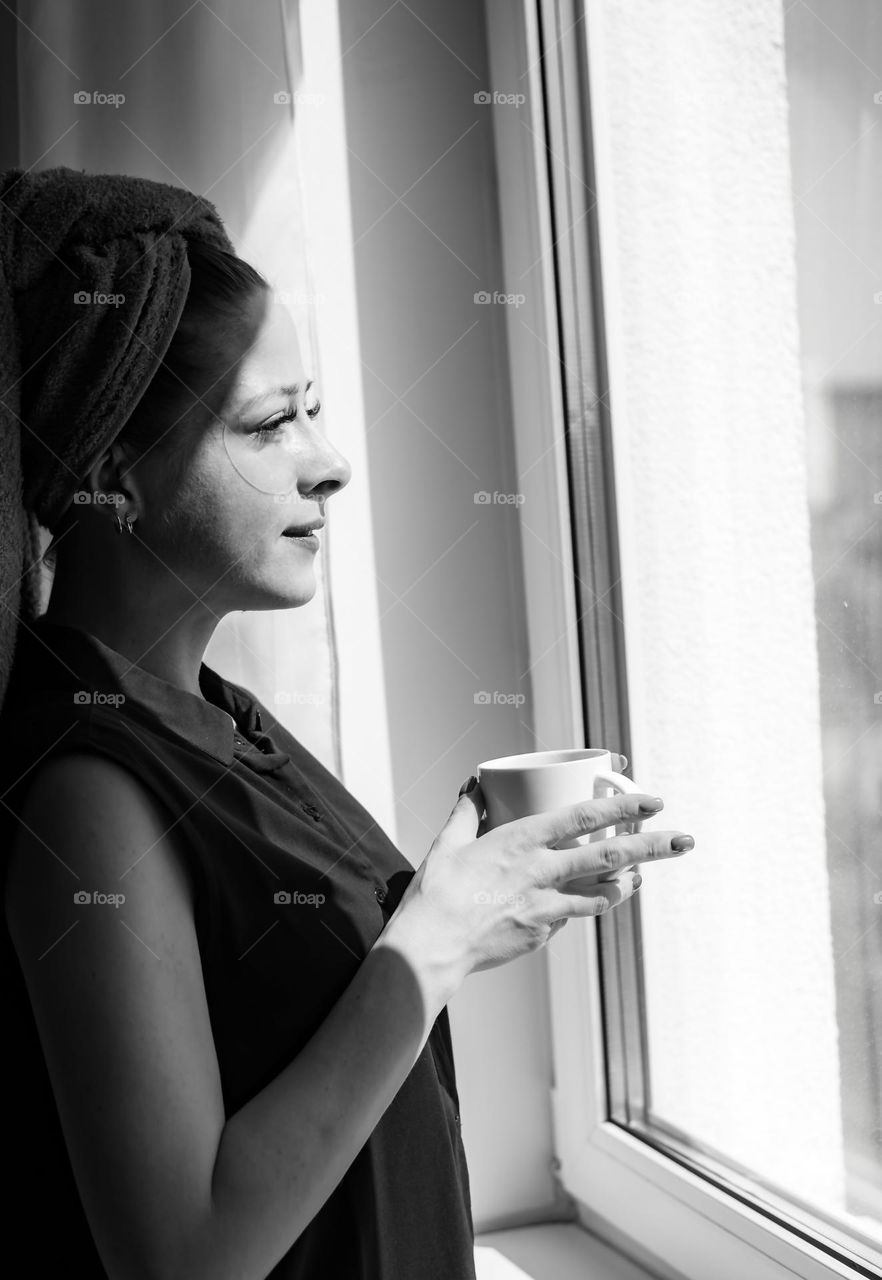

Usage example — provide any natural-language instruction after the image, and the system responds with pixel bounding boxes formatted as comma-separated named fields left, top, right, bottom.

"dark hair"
left=42, top=239, right=269, bottom=564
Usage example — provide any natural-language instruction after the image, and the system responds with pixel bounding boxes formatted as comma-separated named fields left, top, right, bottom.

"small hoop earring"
left=113, top=510, right=137, bottom=536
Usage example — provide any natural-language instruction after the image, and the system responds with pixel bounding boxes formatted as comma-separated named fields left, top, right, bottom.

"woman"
left=0, top=168, right=693, bottom=1279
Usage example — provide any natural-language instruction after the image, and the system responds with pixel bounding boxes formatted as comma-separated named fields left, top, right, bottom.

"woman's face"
left=133, top=292, right=352, bottom=614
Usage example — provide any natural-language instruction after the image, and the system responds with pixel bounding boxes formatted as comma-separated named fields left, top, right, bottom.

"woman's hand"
left=386, top=759, right=694, bottom=980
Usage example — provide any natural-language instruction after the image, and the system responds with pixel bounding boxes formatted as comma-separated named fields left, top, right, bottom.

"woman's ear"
left=71, top=441, right=143, bottom=532
left=87, top=440, right=143, bottom=507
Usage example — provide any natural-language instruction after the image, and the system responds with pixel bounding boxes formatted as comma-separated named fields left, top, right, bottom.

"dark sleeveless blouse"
left=0, top=616, right=476, bottom=1278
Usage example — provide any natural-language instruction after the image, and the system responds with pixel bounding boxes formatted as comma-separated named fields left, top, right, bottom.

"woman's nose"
left=307, top=439, right=352, bottom=501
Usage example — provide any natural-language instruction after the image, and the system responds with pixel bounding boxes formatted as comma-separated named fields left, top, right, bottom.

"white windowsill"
left=475, top=1223, right=682, bottom=1280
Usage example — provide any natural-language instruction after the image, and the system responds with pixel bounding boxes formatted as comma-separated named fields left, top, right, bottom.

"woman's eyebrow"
left=237, top=379, right=313, bottom=414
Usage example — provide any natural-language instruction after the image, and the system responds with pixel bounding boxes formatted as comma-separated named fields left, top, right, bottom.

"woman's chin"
left=223, top=572, right=316, bottom=612
left=265, top=569, right=319, bottom=608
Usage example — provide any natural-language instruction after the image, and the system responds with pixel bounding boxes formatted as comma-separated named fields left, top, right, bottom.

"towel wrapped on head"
left=0, top=165, right=238, bottom=710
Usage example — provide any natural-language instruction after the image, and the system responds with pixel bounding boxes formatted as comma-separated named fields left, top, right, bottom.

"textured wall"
left=591, top=0, right=844, bottom=1206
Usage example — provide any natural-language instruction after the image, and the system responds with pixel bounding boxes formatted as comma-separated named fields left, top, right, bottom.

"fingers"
left=543, top=870, right=642, bottom=920
left=430, top=780, right=486, bottom=857
left=521, top=791, right=663, bottom=850
left=540, top=829, right=694, bottom=887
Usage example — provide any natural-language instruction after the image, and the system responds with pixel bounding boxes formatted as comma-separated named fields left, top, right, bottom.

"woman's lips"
left=282, top=530, right=319, bottom=548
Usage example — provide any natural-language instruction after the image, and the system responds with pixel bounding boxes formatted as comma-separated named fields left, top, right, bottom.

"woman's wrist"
left=372, top=903, right=469, bottom=1015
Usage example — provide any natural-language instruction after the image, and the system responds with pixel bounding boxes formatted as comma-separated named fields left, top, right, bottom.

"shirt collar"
left=19, top=617, right=290, bottom=773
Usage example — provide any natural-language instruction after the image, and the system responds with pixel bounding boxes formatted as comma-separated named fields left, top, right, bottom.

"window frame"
left=483, top=0, right=881, bottom=1275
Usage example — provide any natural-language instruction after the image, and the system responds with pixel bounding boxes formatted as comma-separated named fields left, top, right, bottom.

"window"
left=489, top=0, right=881, bottom=1275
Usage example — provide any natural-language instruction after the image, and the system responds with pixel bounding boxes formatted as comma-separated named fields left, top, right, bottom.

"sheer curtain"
left=13, top=0, right=392, bottom=808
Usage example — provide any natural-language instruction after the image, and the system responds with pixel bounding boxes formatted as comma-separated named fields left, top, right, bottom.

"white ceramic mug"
left=476, top=747, right=644, bottom=885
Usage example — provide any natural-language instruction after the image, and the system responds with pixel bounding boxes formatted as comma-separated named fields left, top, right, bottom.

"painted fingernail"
left=632, top=872, right=643, bottom=889
left=671, top=835, right=694, bottom=852
left=639, top=797, right=664, bottom=812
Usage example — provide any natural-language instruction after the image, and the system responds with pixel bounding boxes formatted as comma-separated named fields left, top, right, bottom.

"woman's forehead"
left=233, top=297, right=307, bottom=404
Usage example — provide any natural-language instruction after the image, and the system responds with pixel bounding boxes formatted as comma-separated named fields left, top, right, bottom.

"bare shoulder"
left=4, top=749, right=224, bottom=1280
left=5, top=748, right=196, bottom=929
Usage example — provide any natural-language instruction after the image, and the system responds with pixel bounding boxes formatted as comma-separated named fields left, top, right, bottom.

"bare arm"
left=4, top=754, right=465, bottom=1280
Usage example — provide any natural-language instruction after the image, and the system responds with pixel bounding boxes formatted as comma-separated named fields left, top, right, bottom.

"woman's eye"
left=247, top=395, right=321, bottom=441
left=248, top=408, right=296, bottom=441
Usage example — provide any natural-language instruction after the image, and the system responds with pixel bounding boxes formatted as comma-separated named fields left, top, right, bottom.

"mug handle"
left=591, top=768, right=644, bottom=880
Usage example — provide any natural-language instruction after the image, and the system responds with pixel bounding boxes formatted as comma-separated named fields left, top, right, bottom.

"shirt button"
left=374, top=886, right=388, bottom=904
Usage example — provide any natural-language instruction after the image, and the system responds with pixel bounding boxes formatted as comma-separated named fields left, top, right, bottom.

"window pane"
left=593, top=0, right=881, bottom=1260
